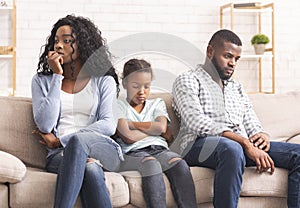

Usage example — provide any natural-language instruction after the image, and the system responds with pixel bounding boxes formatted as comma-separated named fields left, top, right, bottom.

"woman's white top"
left=57, top=80, right=94, bottom=137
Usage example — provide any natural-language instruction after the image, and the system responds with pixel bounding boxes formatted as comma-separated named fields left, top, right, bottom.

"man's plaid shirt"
left=172, top=65, right=264, bottom=154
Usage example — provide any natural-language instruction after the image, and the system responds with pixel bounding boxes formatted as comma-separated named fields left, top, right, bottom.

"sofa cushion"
left=241, top=167, right=288, bottom=197
left=0, top=96, right=47, bottom=169
left=0, top=151, right=26, bottom=183
left=120, top=168, right=214, bottom=206
left=192, top=166, right=288, bottom=200
left=121, top=166, right=287, bottom=206
left=190, top=167, right=214, bottom=203
left=193, top=166, right=288, bottom=199
left=120, top=171, right=177, bottom=207
left=9, top=168, right=130, bottom=208
left=249, top=91, right=300, bottom=142
left=105, top=172, right=130, bottom=207
left=238, top=197, right=286, bottom=208
left=192, top=166, right=288, bottom=199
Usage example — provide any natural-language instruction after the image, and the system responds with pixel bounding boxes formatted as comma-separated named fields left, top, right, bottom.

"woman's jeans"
left=184, top=136, right=300, bottom=208
left=46, top=132, right=121, bottom=208
left=120, top=145, right=197, bottom=208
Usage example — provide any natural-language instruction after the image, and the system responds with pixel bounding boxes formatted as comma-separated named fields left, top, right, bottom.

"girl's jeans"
left=120, top=145, right=197, bottom=208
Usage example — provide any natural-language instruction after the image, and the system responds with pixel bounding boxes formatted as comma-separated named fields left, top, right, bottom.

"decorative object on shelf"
left=233, top=2, right=261, bottom=8
left=0, top=46, right=13, bottom=55
left=251, top=34, right=270, bottom=55
left=0, top=0, right=7, bottom=7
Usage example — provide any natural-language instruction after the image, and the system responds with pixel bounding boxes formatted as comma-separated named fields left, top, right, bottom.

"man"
left=172, top=29, right=300, bottom=208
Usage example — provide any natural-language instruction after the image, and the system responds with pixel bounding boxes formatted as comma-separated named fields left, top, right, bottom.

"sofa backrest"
left=0, top=94, right=179, bottom=170
left=1, top=91, right=299, bottom=169
left=149, top=93, right=180, bottom=138
left=249, top=91, right=300, bottom=142
left=0, top=96, right=47, bottom=169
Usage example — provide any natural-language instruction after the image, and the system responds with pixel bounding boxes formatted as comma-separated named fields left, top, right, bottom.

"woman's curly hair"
left=37, top=14, right=119, bottom=91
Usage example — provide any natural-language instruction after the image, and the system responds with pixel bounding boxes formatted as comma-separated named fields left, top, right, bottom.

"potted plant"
left=251, top=34, right=270, bottom=55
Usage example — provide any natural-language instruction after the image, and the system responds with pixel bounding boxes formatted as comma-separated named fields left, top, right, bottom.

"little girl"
left=115, top=58, right=197, bottom=208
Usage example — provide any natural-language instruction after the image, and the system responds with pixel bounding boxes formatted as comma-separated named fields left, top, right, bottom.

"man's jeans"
left=46, top=132, right=121, bottom=208
left=184, top=136, right=300, bottom=208
left=120, top=145, right=197, bottom=208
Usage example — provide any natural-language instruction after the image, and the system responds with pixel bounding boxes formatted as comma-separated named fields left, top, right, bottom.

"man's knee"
left=220, top=140, right=246, bottom=167
left=221, top=140, right=243, bottom=155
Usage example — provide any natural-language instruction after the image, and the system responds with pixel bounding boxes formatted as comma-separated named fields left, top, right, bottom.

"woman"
left=31, top=14, right=122, bottom=208
left=115, top=58, right=197, bottom=208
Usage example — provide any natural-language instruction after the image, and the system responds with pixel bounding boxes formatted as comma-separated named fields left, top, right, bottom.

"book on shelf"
left=233, top=2, right=261, bottom=8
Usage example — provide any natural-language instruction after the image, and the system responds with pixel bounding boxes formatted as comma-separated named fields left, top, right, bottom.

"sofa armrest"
left=286, top=134, right=300, bottom=144
left=0, top=151, right=26, bottom=183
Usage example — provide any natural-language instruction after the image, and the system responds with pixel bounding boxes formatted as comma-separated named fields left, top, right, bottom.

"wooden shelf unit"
left=0, top=0, right=16, bottom=96
left=220, top=3, right=275, bottom=94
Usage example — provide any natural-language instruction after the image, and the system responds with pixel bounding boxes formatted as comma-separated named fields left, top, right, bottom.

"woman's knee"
left=63, top=135, right=88, bottom=159
left=67, top=133, right=95, bottom=153
left=84, top=160, right=105, bottom=181
left=66, top=135, right=83, bottom=150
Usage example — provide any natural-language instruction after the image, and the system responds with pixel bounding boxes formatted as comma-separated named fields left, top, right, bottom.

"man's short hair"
left=208, top=29, right=242, bottom=48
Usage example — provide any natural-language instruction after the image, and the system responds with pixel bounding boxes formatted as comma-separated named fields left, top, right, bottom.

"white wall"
left=1, top=0, right=300, bottom=96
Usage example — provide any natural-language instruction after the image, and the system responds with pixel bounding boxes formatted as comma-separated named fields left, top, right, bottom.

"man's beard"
left=211, top=56, right=232, bottom=80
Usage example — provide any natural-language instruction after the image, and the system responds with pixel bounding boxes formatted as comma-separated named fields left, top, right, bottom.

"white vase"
left=253, top=44, right=266, bottom=55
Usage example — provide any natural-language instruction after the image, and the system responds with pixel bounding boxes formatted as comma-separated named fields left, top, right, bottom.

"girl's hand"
left=161, top=126, right=174, bottom=144
left=32, top=129, right=62, bottom=148
left=47, top=51, right=63, bottom=75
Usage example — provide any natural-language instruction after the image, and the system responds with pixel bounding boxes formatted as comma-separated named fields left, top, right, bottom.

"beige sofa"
left=1, top=91, right=300, bottom=208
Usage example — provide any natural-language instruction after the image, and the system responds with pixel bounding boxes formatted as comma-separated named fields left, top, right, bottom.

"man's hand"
left=221, top=131, right=274, bottom=174
left=249, top=132, right=270, bottom=152
left=32, top=130, right=62, bottom=148
left=245, top=144, right=275, bottom=174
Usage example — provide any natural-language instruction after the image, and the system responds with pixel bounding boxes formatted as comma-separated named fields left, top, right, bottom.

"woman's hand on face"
left=32, top=129, right=62, bottom=148
left=47, top=51, right=63, bottom=75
